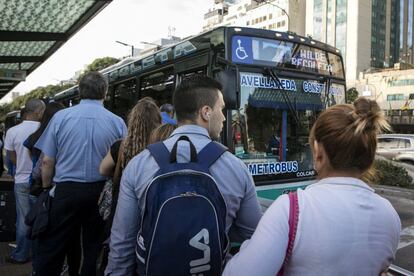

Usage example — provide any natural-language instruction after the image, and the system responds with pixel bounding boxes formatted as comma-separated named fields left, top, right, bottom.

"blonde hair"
left=120, top=98, right=162, bottom=169
left=150, top=124, right=177, bottom=144
left=310, top=97, right=390, bottom=173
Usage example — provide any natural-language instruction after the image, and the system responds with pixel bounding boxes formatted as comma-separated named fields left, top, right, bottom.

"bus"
left=4, top=110, right=21, bottom=134
left=54, top=26, right=346, bottom=206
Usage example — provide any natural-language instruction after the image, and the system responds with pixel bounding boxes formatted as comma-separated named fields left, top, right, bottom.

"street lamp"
left=253, top=0, right=290, bottom=31
left=140, top=41, right=161, bottom=50
left=115, top=40, right=135, bottom=57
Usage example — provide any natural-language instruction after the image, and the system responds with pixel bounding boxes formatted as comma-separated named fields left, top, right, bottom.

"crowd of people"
left=3, top=71, right=401, bottom=276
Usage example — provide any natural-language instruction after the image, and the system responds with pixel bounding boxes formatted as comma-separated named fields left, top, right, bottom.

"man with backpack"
left=106, top=75, right=262, bottom=275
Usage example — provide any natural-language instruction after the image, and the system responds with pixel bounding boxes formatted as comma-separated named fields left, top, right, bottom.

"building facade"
left=355, top=66, right=414, bottom=133
left=203, top=0, right=306, bottom=36
left=306, top=0, right=414, bottom=88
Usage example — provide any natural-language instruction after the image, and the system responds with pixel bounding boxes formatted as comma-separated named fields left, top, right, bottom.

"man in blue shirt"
left=34, top=72, right=127, bottom=276
left=106, top=75, right=262, bottom=275
left=160, top=103, right=177, bottom=125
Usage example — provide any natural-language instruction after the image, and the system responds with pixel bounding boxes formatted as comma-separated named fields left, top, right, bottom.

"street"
left=377, top=186, right=414, bottom=273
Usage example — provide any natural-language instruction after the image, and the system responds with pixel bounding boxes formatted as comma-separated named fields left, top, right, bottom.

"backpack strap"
left=147, top=141, right=171, bottom=171
left=277, top=192, right=299, bottom=276
left=197, top=141, right=228, bottom=168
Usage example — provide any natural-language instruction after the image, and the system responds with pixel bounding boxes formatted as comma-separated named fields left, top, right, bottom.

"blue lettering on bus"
left=247, top=161, right=299, bottom=176
left=240, top=74, right=297, bottom=91
left=303, top=81, right=325, bottom=94
left=248, top=164, right=257, bottom=175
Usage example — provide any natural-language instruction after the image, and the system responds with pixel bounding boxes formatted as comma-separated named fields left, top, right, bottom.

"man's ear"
left=200, top=106, right=211, bottom=122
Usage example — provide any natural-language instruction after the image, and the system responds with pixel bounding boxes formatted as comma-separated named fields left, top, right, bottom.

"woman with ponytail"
left=224, top=98, right=401, bottom=276
left=98, top=97, right=161, bottom=274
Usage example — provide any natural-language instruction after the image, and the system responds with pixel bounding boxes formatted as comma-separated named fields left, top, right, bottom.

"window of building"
left=387, top=94, right=404, bottom=101
left=336, top=0, right=347, bottom=61
left=313, top=0, right=324, bottom=41
left=389, top=79, right=414, bottom=87
left=269, top=13, right=273, bottom=19
left=263, top=15, right=267, bottom=21
left=326, top=0, right=335, bottom=45
left=409, top=0, right=413, bottom=48
left=247, top=21, right=250, bottom=25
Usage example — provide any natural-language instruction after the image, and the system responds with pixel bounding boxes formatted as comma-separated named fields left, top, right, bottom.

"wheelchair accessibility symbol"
left=235, top=39, right=248, bottom=60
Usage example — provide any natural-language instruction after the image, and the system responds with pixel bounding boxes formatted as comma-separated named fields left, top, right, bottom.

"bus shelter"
left=0, top=0, right=112, bottom=99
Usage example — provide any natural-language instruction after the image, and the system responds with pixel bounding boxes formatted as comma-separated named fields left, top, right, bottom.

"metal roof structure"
left=0, top=0, right=112, bottom=98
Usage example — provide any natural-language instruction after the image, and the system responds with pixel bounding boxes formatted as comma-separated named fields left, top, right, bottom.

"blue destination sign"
left=248, top=161, right=299, bottom=176
left=240, top=74, right=297, bottom=91
left=303, top=81, right=325, bottom=94
left=303, top=81, right=345, bottom=96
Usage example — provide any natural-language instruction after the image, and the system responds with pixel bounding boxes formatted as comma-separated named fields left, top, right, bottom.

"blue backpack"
left=136, top=136, right=229, bottom=276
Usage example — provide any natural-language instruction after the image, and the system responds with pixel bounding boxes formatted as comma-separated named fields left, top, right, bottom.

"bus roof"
left=54, top=26, right=345, bottom=101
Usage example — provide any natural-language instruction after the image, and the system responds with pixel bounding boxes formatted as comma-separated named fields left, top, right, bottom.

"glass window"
left=387, top=94, right=404, bottom=101
left=140, top=68, right=175, bottom=107
left=326, top=0, right=335, bottom=46
left=336, top=0, right=347, bottom=61
left=313, top=0, right=323, bottom=41
left=399, top=139, right=411, bottom=148
left=378, top=138, right=399, bottom=149
left=112, top=78, right=137, bottom=121
left=232, top=72, right=337, bottom=181
left=400, top=0, right=405, bottom=48
left=409, top=0, right=413, bottom=48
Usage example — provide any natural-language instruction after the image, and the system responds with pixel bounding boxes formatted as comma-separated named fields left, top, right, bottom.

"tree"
left=80, top=57, right=120, bottom=80
left=0, top=56, right=119, bottom=120
left=346, top=87, right=359, bottom=103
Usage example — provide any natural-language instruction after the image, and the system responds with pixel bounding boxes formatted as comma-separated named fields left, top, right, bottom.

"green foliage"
left=79, top=57, right=120, bottom=80
left=0, top=56, right=119, bottom=121
left=0, top=83, right=73, bottom=121
left=346, top=87, right=359, bottom=103
left=372, top=159, right=414, bottom=188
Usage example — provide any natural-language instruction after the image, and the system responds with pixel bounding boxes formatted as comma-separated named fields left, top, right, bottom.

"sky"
left=2, top=0, right=213, bottom=104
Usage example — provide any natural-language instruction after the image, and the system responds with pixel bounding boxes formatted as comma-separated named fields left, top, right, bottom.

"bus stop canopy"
left=0, top=0, right=112, bottom=99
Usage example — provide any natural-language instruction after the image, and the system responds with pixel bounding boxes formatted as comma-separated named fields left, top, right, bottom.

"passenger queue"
left=4, top=71, right=401, bottom=276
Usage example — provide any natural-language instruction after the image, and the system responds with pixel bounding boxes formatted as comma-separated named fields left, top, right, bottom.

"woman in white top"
left=223, top=97, right=401, bottom=276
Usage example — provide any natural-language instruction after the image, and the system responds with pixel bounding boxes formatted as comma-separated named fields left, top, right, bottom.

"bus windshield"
left=232, top=72, right=345, bottom=183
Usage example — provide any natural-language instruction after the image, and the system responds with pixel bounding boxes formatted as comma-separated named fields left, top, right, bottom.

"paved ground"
left=379, top=190, right=414, bottom=273
left=0, top=183, right=413, bottom=275
left=0, top=242, right=31, bottom=276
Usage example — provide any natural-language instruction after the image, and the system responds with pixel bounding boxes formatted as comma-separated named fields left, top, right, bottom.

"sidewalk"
left=0, top=242, right=31, bottom=276
left=373, top=185, right=414, bottom=200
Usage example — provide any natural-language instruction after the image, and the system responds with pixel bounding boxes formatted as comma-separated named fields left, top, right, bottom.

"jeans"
left=12, top=182, right=36, bottom=261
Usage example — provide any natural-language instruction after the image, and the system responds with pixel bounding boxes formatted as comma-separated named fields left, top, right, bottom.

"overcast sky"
left=2, top=0, right=213, bottom=103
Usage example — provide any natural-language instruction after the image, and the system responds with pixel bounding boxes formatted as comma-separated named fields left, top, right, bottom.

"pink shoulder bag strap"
left=277, top=192, right=299, bottom=276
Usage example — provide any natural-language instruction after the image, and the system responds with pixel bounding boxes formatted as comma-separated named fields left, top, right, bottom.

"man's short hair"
left=25, top=98, right=45, bottom=115
left=160, top=103, right=174, bottom=113
left=79, top=71, right=108, bottom=100
left=173, top=75, right=222, bottom=122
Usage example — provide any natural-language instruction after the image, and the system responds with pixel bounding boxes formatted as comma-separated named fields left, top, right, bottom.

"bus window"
left=113, top=78, right=137, bottom=120
left=140, top=69, right=175, bottom=106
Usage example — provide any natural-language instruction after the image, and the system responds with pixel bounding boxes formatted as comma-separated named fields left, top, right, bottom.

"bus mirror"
left=215, top=69, right=238, bottom=109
